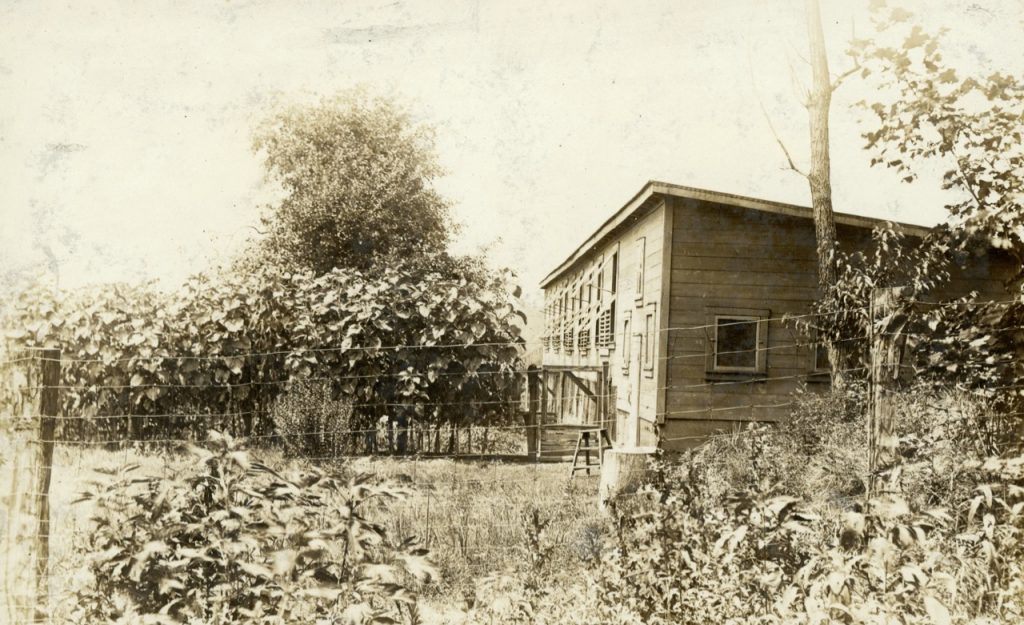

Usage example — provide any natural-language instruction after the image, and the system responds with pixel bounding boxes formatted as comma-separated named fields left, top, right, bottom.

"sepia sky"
left=2, top=0, right=1021, bottom=300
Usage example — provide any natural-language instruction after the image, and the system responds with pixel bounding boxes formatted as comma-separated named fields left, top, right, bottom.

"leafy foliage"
left=852, top=1, right=1024, bottom=268
left=796, top=222, right=1023, bottom=409
left=791, top=0, right=1024, bottom=389
left=1, top=260, right=525, bottom=443
left=0, top=88, right=529, bottom=446
left=468, top=404, right=1024, bottom=625
left=69, top=431, right=436, bottom=624
left=251, top=89, right=454, bottom=274
left=587, top=441, right=822, bottom=625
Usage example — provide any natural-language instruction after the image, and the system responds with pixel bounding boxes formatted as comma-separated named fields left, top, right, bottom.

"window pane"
left=716, top=318, right=757, bottom=369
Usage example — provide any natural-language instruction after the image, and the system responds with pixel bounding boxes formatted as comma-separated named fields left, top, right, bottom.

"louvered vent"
left=578, top=328, right=591, bottom=355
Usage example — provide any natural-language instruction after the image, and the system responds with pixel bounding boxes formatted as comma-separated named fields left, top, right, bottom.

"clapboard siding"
left=660, top=196, right=1014, bottom=449
left=663, top=198, right=839, bottom=444
left=669, top=269, right=819, bottom=289
left=667, top=354, right=812, bottom=377
left=660, top=418, right=770, bottom=450
left=543, top=183, right=1016, bottom=452
left=670, top=286, right=820, bottom=304
left=671, top=255, right=819, bottom=273
left=673, top=243, right=832, bottom=261
left=541, top=198, right=668, bottom=441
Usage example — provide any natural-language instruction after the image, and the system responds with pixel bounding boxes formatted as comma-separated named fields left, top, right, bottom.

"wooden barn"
left=538, top=180, right=1015, bottom=452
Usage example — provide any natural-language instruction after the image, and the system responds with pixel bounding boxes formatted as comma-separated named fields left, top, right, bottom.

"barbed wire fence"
left=1, top=295, right=1022, bottom=622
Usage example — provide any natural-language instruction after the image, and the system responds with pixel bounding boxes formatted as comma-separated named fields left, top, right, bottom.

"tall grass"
left=42, top=445, right=604, bottom=620
left=348, top=457, right=603, bottom=602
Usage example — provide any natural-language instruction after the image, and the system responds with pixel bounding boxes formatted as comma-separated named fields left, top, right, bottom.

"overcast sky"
left=2, top=0, right=1021, bottom=300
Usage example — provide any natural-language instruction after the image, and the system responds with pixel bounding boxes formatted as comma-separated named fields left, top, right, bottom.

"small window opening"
left=714, top=316, right=759, bottom=370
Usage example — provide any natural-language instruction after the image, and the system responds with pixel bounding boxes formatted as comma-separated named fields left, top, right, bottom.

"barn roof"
left=539, top=180, right=933, bottom=288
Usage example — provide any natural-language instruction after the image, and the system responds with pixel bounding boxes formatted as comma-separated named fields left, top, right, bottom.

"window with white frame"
left=578, top=327, right=591, bottom=354
left=705, top=307, right=769, bottom=375
left=597, top=304, right=614, bottom=348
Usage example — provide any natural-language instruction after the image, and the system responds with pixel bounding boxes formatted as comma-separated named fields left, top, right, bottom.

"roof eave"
left=538, top=181, right=660, bottom=288
left=539, top=180, right=934, bottom=289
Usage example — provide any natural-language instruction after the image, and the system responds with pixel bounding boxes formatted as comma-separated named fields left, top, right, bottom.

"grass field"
left=42, top=444, right=605, bottom=622
left=29, top=389, right=1024, bottom=624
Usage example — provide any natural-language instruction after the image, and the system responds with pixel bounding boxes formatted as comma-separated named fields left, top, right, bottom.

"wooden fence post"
left=868, top=288, right=908, bottom=496
left=538, top=368, right=548, bottom=460
left=525, top=367, right=539, bottom=457
left=1, top=348, right=59, bottom=624
left=556, top=371, right=565, bottom=423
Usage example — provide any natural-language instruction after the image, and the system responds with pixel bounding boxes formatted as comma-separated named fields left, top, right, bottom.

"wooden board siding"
left=660, top=418, right=763, bottom=450
left=541, top=200, right=668, bottom=444
left=542, top=183, right=1018, bottom=453
left=663, top=197, right=828, bottom=447
left=613, top=200, right=665, bottom=443
left=661, top=195, right=1016, bottom=451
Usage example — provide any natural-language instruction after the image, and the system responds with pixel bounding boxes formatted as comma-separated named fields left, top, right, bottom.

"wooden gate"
left=528, top=365, right=614, bottom=460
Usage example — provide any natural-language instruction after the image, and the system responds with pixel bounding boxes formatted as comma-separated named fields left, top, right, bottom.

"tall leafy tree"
left=795, top=2, right=1024, bottom=417
left=252, top=90, right=455, bottom=274
left=3, top=91, right=527, bottom=450
left=776, top=1, right=1023, bottom=387
left=853, top=1, right=1024, bottom=277
left=851, top=0, right=1024, bottom=417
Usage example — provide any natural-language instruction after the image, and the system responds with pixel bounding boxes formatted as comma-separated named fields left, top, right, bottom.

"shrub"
left=587, top=454, right=822, bottom=625
left=271, top=380, right=354, bottom=457
left=581, top=451, right=1023, bottom=624
left=2, top=261, right=526, bottom=445
left=466, top=391, right=1024, bottom=625
left=68, top=431, right=436, bottom=624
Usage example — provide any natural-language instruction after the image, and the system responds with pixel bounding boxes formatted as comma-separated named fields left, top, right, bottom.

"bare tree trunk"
left=805, top=0, right=838, bottom=289
left=805, top=0, right=844, bottom=383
